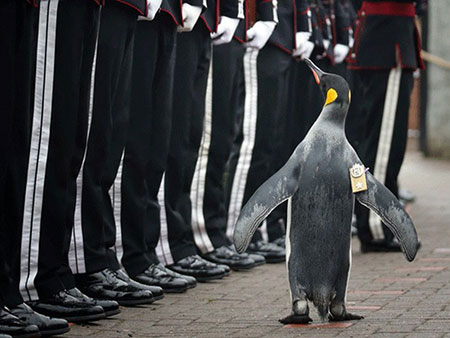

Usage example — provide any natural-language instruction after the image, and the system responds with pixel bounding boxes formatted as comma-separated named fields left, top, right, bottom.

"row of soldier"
left=0, top=0, right=424, bottom=336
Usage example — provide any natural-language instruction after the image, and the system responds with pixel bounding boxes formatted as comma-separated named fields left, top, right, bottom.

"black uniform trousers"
left=353, top=68, right=414, bottom=244
left=228, top=44, right=294, bottom=243
left=5, top=0, right=99, bottom=301
left=199, top=40, right=245, bottom=249
left=3, top=1, right=39, bottom=307
left=164, top=23, right=212, bottom=261
left=0, top=0, right=19, bottom=309
left=121, top=14, right=177, bottom=277
left=72, top=1, right=137, bottom=275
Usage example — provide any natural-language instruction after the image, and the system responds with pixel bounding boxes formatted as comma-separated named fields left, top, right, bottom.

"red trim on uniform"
left=271, top=42, right=292, bottom=55
left=161, top=8, right=180, bottom=25
left=115, top=0, right=145, bottom=15
left=360, top=1, right=415, bottom=17
left=292, top=0, right=297, bottom=48
left=261, top=0, right=271, bottom=3
left=201, top=16, right=213, bottom=33
left=179, top=0, right=184, bottom=26
left=234, top=36, right=245, bottom=44
left=244, top=0, right=248, bottom=41
left=298, top=8, right=309, bottom=15
left=215, top=0, right=220, bottom=32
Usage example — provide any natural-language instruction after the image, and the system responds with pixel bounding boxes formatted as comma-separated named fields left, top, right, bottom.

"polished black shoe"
left=75, top=269, right=154, bottom=306
left=0, top=307, right=40, bottom=338
left=115, top=269, right=165, bottom=301
left=271, top=235, right=286, bottom=249
left=360, top=240, right=402, bottom=253
left=247, top=253, right=266, bottom=266
left=155, top=265, right=197, bottom=289
left=246, top=240, right=285, bottom=263
left=134, top=264, right=188, bottom=293
left=65, top=288, right=120, bottom=317
left=168, top=255, right=226, bottom=282
left=9, top=303, right=69, bottom=336
left=27, top=290, right=105, bottom=323
left=203, top=245, right=256, bottom=271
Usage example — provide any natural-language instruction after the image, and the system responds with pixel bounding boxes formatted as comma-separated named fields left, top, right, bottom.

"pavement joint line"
left=395, top=266, right=447, bottom=272
left=375, top=277, right=428, bottom=283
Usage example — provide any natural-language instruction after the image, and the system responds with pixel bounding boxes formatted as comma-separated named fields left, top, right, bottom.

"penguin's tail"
left=312, top=286, right=333, bottom=321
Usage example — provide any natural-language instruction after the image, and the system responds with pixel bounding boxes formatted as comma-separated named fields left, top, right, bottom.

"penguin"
left=233, top=59, right=420, bottom=324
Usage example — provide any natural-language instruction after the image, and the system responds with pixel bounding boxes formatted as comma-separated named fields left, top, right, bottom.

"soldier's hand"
left=333, top=43, right=349, bottom=64
left=244, top=21, right=276, bottom=50
left=211, top=16, right=240, bottom=45
left=177, top=4, right=202, bottom=32
left=292, top=32, right=314, bottom=59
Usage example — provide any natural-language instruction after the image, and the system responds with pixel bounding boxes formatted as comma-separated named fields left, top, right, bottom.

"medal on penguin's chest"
left=349, top=164, right=368, bottom=193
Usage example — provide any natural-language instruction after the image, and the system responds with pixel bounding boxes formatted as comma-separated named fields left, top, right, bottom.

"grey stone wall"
left=426, top=0, right=450, bottom=159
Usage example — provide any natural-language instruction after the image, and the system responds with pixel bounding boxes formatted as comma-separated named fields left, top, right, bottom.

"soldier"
left=0, top=1, right=47, bottom=336
left=223, top=0, right=313, bottom=253
left=155, top=0, right=251, bottom=274
left=347, top=0, right=425, bottom=252
left=67, top=0, right=159, bottom=305
left=4, top=0, right=119, bottom=322
left=114, top=0, right=205, bottom=293
left=185, top=0, right=281, bottom=264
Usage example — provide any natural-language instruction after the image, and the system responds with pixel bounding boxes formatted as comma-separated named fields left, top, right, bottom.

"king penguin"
left=233, top=59, right=420, bottom=324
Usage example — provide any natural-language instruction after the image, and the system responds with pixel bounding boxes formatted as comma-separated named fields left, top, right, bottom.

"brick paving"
left=69, top=150, right=450, bottom=337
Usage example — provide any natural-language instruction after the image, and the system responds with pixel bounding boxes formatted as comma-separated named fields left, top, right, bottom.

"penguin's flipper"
left=355, top=172, right=420, bottom=261
left=233, top=153, right=301, bottom=254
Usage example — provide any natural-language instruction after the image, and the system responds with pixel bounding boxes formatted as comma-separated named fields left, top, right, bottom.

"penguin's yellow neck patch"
left=348, top=90, right=351, bottom=103
left=324, top=88, right=338, bottom=106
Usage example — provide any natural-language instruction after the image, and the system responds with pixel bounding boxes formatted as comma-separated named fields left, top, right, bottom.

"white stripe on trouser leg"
left=368, top=65, right=402, bottom=240
left=20, top=0, right=59, bottom=301
left=260, top=220, right=269, bottom=242
left=110, top=151, right=125, bottom=263
left=226, top=48, right=259, bottom=239
left=286, top=197, right=292, bottom=301
left=156, top=176, right=174, bottom=265
left=190, top=61, right=215, bottom=254
left=69, top=26, right=100, bottom=274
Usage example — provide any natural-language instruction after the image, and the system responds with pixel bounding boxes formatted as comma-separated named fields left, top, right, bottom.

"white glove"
left=211, top=16, right=240, bottom=45
left=333, top=43, right=349, bottom=64
left=292, top=31, right=314, bottom=59
left=138, top=0, right=163, bottom=21
left=244, top=21, right=276, bottom=50
left=348, top=28, right=354, bottom=49
left=177, top=4, right=202, bottom=32
left=323, top=39, right=330, bottom=51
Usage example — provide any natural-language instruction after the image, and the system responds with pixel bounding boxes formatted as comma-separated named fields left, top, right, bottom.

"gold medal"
left=349, top=164, right=368, bottom=193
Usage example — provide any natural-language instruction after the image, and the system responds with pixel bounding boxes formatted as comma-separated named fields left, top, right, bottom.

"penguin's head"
left=304, top=58, right=351, bottom=109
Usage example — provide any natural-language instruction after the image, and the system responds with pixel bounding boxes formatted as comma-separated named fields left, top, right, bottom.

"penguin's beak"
left=304, top=58, right=324, bottom=85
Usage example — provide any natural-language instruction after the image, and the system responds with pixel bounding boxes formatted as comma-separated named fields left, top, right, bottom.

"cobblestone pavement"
left=69, top=150, right=450, bottom=337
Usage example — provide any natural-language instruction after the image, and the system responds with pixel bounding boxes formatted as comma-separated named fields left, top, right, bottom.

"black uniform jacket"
left=234, top=0, right=278, bottom=43
left=201, top=0, right=243, bottom=33
left=159, top=0, right=183, bottom=25
left=200, top=0, right=218, bottom=32
left=27, top=0, right=104, bottom=7
left=269, top=0, right=311, bottom=53
left=114, top=0, right=147, bottom=15
left=347, top=0, right=425, bottom=69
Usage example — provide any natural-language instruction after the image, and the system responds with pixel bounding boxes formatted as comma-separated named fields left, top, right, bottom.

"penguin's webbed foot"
left=279, top=313, right=313, bottom=324
left=328, top=312, right=364, bottom=321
